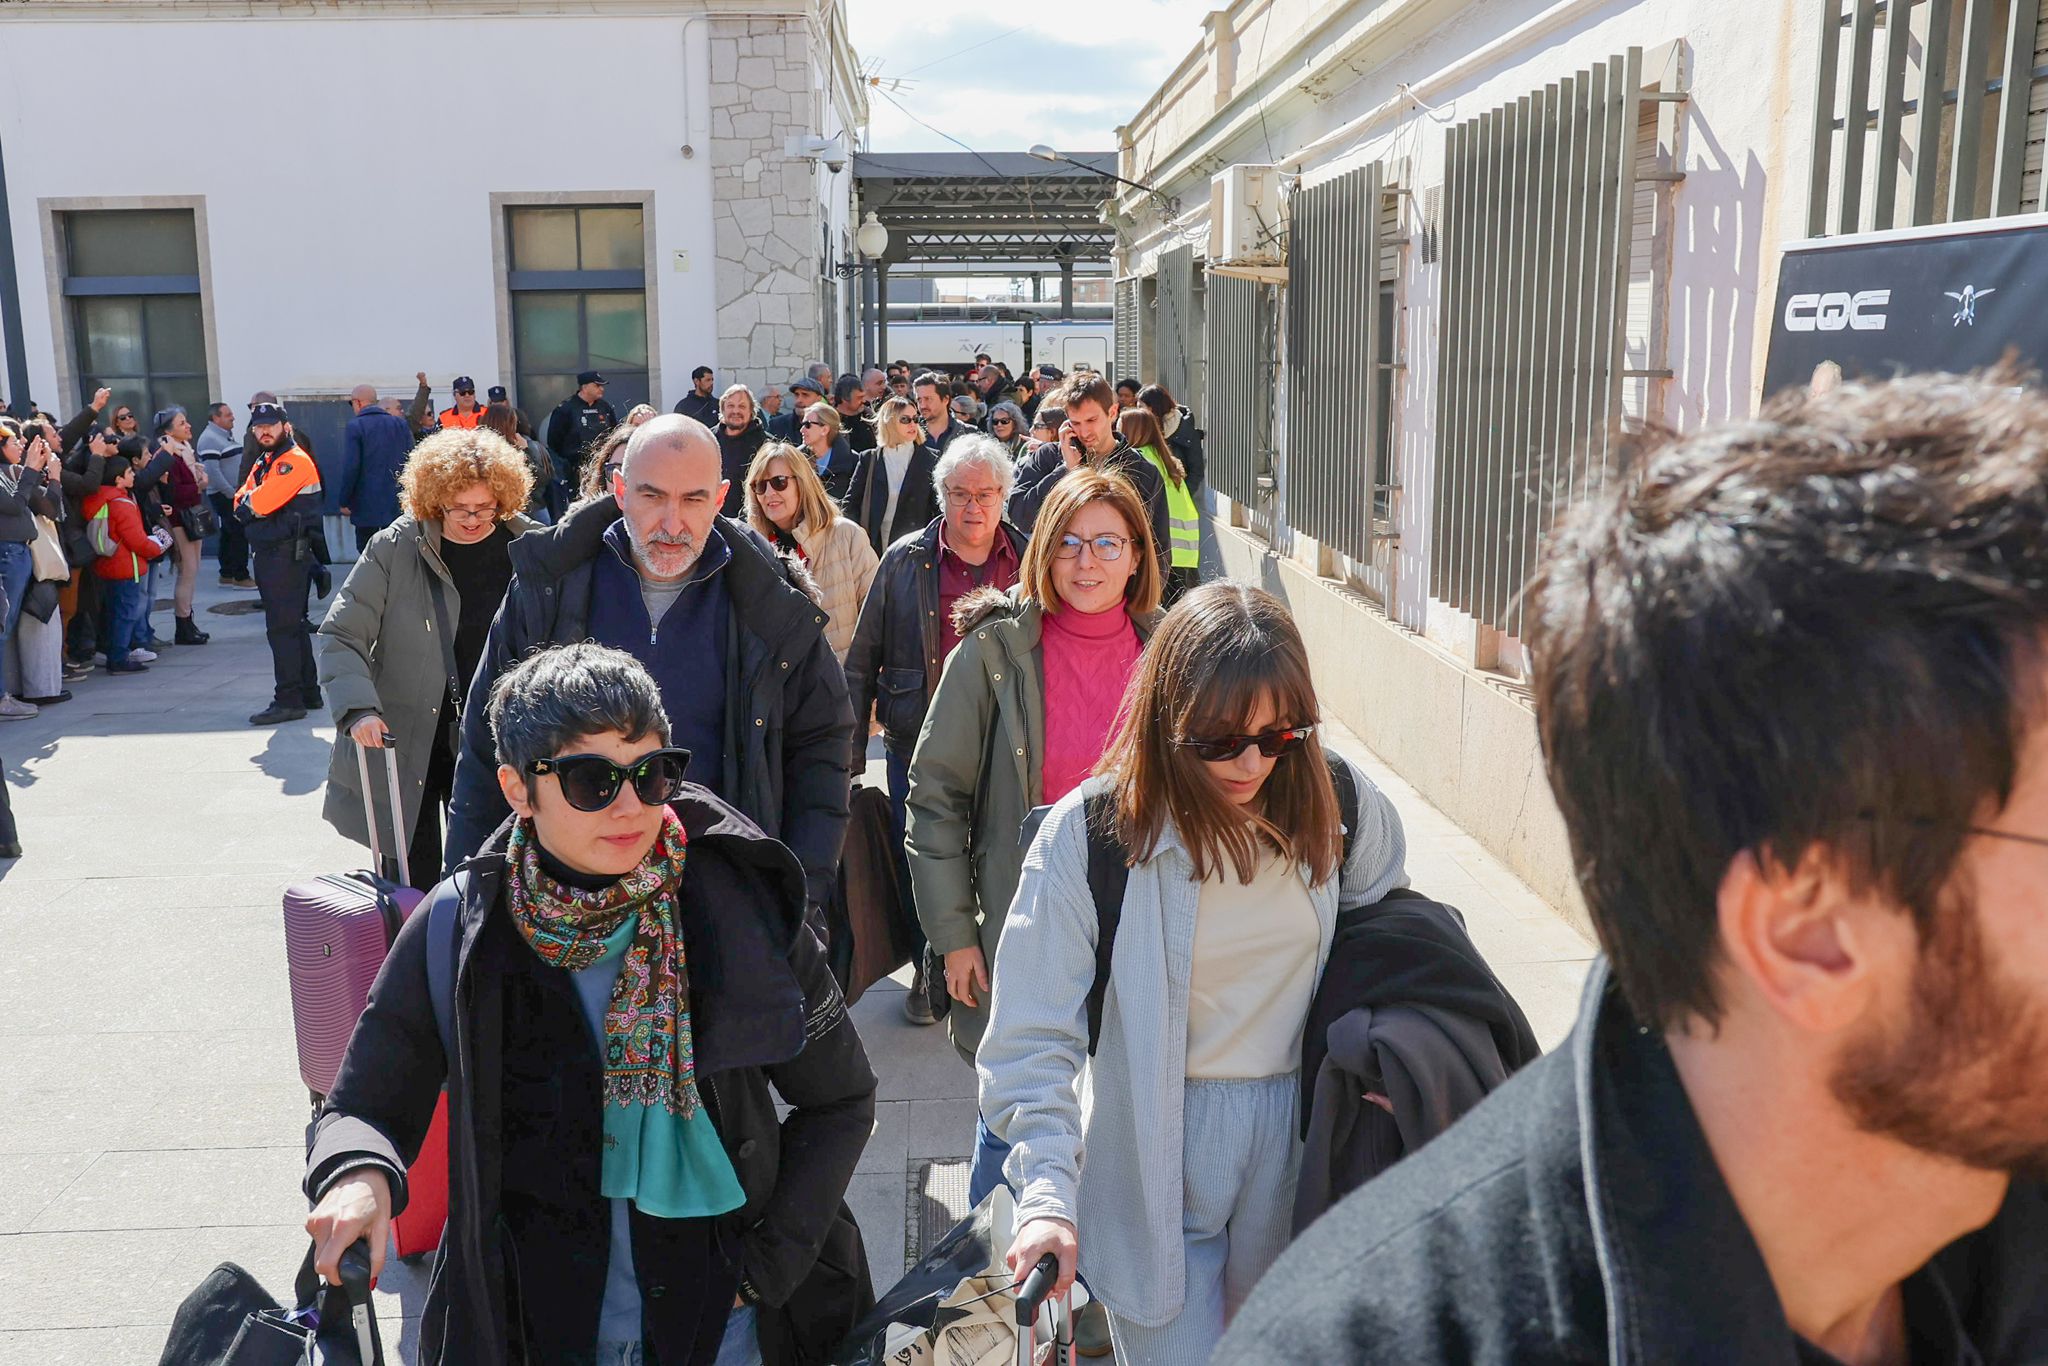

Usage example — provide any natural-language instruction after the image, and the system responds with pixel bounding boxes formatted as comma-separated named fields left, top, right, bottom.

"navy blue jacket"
left=587, top=521, right=731, bottom=794
left=442, top=497, right=854, bottom=908
left=338, top=406, right=417, bottom=530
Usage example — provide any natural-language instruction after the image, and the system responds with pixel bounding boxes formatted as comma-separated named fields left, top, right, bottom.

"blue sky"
left=845, top=0, right=1219, bottom=155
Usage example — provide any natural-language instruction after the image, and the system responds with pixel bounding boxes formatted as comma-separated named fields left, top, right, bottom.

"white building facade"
left=0, top=0, right=866, bottom=443
left=1113, top=0, right=2047, bottom=919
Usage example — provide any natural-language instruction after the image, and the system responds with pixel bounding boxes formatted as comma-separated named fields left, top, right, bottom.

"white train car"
left=879, top=318, right=1116, bottom=380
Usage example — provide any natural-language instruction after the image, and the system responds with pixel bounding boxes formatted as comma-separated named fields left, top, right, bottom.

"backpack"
left=87, top=501, right=117, bottom=559
left=1077, top=752, right=1359, bottom=1055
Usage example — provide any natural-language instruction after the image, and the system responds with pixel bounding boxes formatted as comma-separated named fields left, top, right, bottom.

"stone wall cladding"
left=709, top=17, right=822, bottom=397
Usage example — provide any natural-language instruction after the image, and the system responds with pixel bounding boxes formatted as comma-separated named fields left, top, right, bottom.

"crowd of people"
left=15, top=356, right=2045, bottom=1365
left=297, top=365, right=2048, bottom=1366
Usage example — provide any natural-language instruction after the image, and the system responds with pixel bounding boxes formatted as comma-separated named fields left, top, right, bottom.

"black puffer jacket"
left=842, top=516, right=1027, bottom=765
left=442, top=495, right=855, bottom=908
left=305, top=793, right=879, bottom=1366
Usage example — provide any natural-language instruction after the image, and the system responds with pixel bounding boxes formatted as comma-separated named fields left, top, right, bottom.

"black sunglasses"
left=752, top=473, right=794, bottom=494
left=800, top=418, right=827, bottom=429
left=1176, top=725, right=1313, bottom=764
left=526, top=747, right=692, bottom=812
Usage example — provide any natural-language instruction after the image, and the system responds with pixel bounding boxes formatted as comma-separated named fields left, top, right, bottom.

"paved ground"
left=0, top=571, right=1593, bottom=1365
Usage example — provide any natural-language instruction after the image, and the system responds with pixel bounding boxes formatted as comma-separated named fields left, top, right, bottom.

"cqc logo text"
left=1783, top=289, right=1890, bottom=333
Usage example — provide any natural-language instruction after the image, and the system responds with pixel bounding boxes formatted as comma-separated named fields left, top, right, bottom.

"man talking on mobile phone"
left=1007, top=372, right=1169, bottom=578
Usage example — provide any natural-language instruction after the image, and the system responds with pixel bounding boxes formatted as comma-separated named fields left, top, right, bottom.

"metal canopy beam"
left=855, top=150, right=1118, bottom=268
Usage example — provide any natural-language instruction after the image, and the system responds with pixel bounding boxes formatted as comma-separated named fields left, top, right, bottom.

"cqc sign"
left=1763, top=220, right=2048, bottom=397
left=1783, top=289, right=1890, bottom=332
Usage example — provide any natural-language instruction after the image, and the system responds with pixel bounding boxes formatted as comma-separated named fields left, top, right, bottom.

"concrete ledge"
left=1213, top=521, right=1592, bottom=939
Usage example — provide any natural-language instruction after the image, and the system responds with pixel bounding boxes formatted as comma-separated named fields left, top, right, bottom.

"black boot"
left=175, top=614, right=210, bottom=645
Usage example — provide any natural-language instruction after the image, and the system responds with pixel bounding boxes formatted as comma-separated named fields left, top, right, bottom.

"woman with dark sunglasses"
left=986, top=400, right=1030, bottom=459
left=303, top=642, right=878, bottom=1366
left=741, top=441, right=877, bottom=662
left=976, top=582, right=1408, bottom=1365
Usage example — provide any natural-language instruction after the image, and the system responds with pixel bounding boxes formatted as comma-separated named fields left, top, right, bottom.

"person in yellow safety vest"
left=236, top=401, right=326, bottom=726
left=438, top=376, right=486, bottom=430
left=1119, top=405, right=1201, bottom=604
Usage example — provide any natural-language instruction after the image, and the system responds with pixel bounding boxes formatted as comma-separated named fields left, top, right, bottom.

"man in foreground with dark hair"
left=1221, top=370, right=2048, bottom=1363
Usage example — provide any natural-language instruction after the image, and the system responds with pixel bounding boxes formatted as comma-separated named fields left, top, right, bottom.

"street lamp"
left=1028, top=144, right=1180, bottom=217
left=834, top=211, right=890, bottom=278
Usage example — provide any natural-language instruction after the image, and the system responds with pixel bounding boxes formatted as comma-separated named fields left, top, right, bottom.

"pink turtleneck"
left=1039, top=601, right=1143, bottom=803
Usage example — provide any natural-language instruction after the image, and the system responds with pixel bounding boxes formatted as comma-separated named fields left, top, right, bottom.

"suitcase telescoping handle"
left=1015, top=1253, right=1069, bottom=1366
left=353, top=737, right=410, bottom=889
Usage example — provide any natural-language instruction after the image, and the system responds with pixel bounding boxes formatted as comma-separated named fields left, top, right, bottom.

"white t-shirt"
left=880, top=441, right=915, bottom=535
left=1185, top=847, right=1320, bottom=1079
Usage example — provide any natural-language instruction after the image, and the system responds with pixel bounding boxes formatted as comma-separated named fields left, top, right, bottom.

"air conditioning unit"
left=1208, top=164, right=1286, bottom=266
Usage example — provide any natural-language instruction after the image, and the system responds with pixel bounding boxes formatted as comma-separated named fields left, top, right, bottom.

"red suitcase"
left=390, top=1094, right=451, bottom=1261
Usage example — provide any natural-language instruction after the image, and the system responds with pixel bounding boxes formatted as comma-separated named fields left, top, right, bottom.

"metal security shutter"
left=1431, top=51, right=1644, bottom=638
left=1155, top=244, right=1196, bottom=402
left=1284, top=163, right=1382, bottom=565
left=1205, top=271, right=1269, bottom=505
left=1811, top=0, right=2046, bottom=233
left=1114, top=277, right=1142, bottom=383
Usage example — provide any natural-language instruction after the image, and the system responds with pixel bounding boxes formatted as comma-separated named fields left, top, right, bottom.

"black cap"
left=790, top=374, right=824, bottom=397
left=1035, top=363, right=1063, bottom=381
left=486, top=385, right=508, bottom=403
left=452, top=376, right=475, bottom=393
left=249, top=401, right=289, bottom=426
left=577, top=370, right=606, bottom=386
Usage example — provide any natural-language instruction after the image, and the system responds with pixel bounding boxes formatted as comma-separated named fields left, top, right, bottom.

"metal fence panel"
left=1204, top=271, right=1268, bottom=506
left=1283, top=163, right=1380, bottom=564
left=1430, top=50, right=1645, bottom=637
left=1114, top=277, right=1141, bottom=383
left=1156, top=244, right=1196, bottom=403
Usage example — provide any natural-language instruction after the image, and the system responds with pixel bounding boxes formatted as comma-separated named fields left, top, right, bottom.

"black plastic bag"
left=158, top=1239, right=384, bottom=1366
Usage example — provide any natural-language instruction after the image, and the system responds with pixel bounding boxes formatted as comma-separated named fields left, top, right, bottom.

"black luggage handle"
left=1015, top=1253, right=1059, bottom=1326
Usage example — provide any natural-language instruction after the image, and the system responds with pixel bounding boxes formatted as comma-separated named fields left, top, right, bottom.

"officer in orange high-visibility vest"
left=236, top=401, right=325, bottom=726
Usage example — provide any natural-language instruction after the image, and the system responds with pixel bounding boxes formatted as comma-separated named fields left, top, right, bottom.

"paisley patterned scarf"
left=505, top=810, right=703, bottom=1119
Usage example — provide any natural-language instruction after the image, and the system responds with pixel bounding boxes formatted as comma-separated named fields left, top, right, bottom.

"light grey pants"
left=1105, top=1072, right=1301, bottom=1366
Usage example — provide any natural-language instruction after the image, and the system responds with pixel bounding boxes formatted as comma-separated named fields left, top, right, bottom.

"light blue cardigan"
left=976, top=754, right=1408, bottom=1326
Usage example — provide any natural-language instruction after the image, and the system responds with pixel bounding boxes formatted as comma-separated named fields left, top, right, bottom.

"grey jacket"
left=904, top=587, right=1156, bottom=1061
left=0, top=463, right=50, bottom=544
left=977, top=762, right=1407, bottom=1326
left=317, top=513, right=537, bottom=854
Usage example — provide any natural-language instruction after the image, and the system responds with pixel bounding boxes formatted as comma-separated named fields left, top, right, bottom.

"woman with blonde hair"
left=743, top=440, right=878, bottom=661
left=319, top=427, right=538, bottom=878
left=981, top=582, right=1408, bottom=1364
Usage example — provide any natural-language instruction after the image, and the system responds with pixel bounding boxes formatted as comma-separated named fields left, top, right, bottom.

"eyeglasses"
left=1054, top=532, right=1128, bottom=561
left=944, top=487, right=1004, bottom=509
left=752, top=473, right=794, bottom=494
left=800, top=419, right=827, bottom=429
left=446, top=504, right=498, bottom=524
left=1857, top=812, right=2048, bottom=851
left=526, top=747, right=692, bottom=812
left=992, top=416, right=1015, bottom=427
left=1176, top=725, right=1314, bottom=763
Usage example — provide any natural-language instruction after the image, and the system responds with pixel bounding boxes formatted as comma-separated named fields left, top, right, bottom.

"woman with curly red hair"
left=317, top=427, right=538, bottom=878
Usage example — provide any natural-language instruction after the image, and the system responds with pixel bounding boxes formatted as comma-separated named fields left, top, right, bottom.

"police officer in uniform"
left=543, top=370, right=617, bottom=503
left=236, top=401, right=324, bottom=725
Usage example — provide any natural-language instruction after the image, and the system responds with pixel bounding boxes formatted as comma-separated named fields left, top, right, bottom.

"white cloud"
left=847, top=0, right=1215, bottom=152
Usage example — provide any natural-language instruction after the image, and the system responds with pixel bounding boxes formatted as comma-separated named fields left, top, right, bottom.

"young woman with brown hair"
left=976, top=582, right=1408, bottom=1365
left=1117, top=405, right=1200, bottom=604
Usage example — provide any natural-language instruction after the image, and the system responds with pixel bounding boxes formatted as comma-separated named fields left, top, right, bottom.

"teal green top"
left=574, top=918, right=746, bottom=1220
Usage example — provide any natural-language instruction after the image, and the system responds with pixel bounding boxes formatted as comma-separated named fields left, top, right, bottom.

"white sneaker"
left=129, top=648, right=158, bottom=663
left=0, top=694, right=39, bottom=720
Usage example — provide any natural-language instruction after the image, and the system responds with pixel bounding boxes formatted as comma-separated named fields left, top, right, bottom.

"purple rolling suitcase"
left=284, top=743, right=425, bottom=1106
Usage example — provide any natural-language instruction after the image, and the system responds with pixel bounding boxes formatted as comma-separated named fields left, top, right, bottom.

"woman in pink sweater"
left=904, top=468, right=1165, bottom=1066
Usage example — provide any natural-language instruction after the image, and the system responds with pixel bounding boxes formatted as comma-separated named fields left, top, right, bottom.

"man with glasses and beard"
left=1222, top=369, right=2048, bottom=1364
left=443, top=415, right=856, bottom=933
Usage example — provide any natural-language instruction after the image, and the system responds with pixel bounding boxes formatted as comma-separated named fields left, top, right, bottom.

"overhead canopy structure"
left=853, top=151, right=1118, bottom=270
